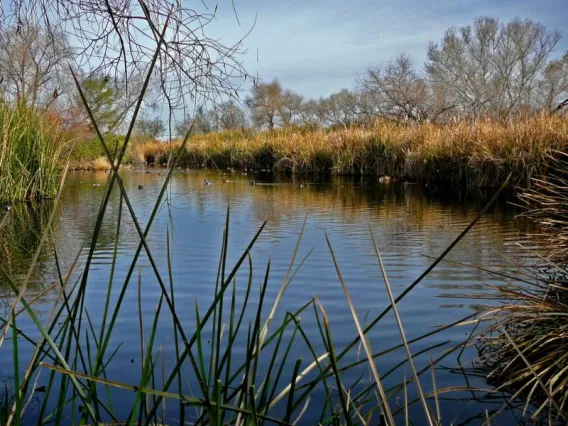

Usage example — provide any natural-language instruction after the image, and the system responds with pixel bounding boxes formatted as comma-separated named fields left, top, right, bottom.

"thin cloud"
left=207, top=0, right=568, bottom=98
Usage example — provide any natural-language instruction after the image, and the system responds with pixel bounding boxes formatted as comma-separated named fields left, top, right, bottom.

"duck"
left=92, top=183, right=101, bottom=187
left=138, top=185, right=144, bottom=190
left=298, top=184, right=306, bottom=189
left=242, top=172, right=248, bottom=176
left=203, top=179, right=212, bottom=186
left=249, top=181, right=257, bottom=186
left=5, top=205, right=11, bottom=211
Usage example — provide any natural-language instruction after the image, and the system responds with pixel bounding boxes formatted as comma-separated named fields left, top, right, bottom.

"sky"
left=207, top=0, right=568, bottom=100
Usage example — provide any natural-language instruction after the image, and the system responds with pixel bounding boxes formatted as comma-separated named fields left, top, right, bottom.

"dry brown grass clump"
left=129, top=114, right=568, bottom=188
left=476, top=153, right=568, bottom=421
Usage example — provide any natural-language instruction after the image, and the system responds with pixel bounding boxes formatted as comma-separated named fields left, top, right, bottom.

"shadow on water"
left=0, top=170, right=547, bottom=424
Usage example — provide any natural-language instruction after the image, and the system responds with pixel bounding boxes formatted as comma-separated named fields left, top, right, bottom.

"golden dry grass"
left=129, top=115, right=568, bottom=188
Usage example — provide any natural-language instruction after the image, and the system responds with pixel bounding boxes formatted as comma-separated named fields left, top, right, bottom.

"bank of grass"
left=129, top=115, right=568, bottom=188
left=0, top=105, right=67, bottom=203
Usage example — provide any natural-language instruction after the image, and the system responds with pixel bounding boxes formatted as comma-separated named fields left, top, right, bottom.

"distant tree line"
left=244, top=17, right=568, bottom=130
left=1, top=16, right=567, bottom=138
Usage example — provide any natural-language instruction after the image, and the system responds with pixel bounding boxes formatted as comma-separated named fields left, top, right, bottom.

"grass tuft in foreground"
left=476, top=154, right=568, bottom=422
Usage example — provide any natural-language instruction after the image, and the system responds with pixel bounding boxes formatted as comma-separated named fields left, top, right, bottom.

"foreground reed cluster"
left=0, top=105, right=67, bottom=203
left=128, top=115, right=568, bottom=188
left=476, top=153, right=568, bottom=422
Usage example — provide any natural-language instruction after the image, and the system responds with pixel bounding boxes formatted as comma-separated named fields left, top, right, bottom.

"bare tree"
left=321, top=89, right=359, bottom=128
left=360, top=54, right=443, bottom=121
left=0, top=23, right=71, bottom=109
left=538, top=53, right=568, bottom=111
left=298, top=99, right=326, bottom=126
left=246, top=79, right=283, bottom=130
left=210, top=100, right=247, bottom=130
left=278, top=90, right=303, bottom=126
left=0, top=0, right=249, bottom=121
left=426, top=17, right=560, bottom=118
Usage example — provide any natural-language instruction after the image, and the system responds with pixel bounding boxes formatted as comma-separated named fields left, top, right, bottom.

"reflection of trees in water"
left=0, top=202, right=54, bottom=313
left=62, top=172, right=536, bottom=258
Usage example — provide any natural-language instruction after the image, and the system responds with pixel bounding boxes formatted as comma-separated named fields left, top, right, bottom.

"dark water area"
left=0, top=170, right=543, bottom=425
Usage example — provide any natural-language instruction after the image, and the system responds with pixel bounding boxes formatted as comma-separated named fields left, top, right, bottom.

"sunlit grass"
left=130, top=115, right=568, bottom=188
left=0, top=105, right=68, bottom=202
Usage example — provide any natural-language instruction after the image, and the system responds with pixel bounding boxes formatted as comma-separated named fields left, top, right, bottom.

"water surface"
left=0, top=170, right=539, bottom=424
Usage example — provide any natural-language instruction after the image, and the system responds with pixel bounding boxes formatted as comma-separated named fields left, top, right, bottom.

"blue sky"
left=207, top=0, right=568, bottom=100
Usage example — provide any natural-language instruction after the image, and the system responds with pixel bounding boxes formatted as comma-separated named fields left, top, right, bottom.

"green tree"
left=70, top=74, right=136, bottom=133
left=135, top=117, right=165, bottom=139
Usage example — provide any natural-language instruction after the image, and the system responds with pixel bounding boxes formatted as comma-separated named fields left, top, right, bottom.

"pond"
left=0, top=170, right=540, bottom=425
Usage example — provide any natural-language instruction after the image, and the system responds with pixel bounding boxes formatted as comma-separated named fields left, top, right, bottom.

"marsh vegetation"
left=0, top=0, right=567, bottom=424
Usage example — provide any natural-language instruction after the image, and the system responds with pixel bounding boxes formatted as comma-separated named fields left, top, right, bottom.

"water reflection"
left=0, top=202, right=57, bottom=312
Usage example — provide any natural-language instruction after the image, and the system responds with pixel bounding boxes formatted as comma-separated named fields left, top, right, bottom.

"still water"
left=0, top=170, right=540, bottom=424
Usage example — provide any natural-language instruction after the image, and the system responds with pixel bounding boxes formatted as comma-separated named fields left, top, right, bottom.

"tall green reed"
left=0, top=104, right=67, bottom=203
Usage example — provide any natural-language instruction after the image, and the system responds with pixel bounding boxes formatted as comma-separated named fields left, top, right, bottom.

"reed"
left=476, top=153, right=568, bottom=422
left=0, top=105, right=67, bottom=202
left=129, top=115, right=568, bottom=189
